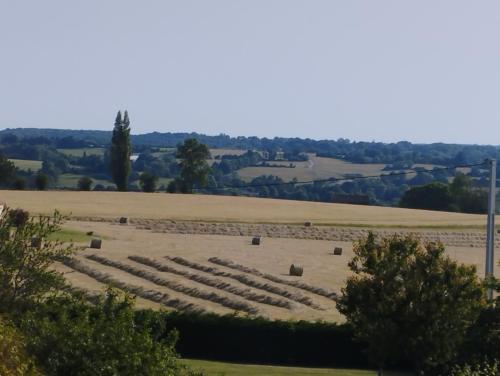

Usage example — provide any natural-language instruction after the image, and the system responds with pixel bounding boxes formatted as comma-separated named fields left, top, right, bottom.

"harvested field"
left=49, top=218, right=498, bottom=322
left=86, top=254, right=259, bottom=315
left=2, top=190, right=489, bottom=228
left=62, top=257, right=203, bottom=313
left=129, top=256, right=293, bottom=309
left=164, top=256, right=321, bottom=309
left=7, top=190, right=498, bottom=321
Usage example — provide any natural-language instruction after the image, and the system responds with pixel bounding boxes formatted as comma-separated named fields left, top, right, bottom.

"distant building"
left=332, top=193, right=371, bottom=205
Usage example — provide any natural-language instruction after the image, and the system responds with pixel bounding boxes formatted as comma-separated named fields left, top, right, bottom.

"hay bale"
left=333, top=247, right=342, bottom=255
left=90, top=238, right=102, bottom=249
left=304, top=221, right=313, bottom=227
left=119, top=217, right=128, bottom=224
left=289, top=264, right=303, bottom=276
left=252, top=236, right=261, bottom=245
left=31, top=236, right=42, bottom=249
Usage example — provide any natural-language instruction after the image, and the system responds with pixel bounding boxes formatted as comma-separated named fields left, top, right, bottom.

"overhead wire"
left=194, top=161, right=488, bottom=191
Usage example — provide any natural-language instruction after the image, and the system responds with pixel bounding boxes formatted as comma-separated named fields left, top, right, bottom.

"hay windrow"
left=128, top=255, right=292, bottom=309
left=62, top=257, right=202, bottom=312
left=86, top=254, right=259, bottom=315
left=165, top=256, right=322, bottom=309
left=208, top=257, right=337, bottom=300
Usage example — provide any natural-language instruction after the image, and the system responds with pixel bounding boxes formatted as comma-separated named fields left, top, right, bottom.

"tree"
left=110, top=110, right=131, bottom=191
left=77, top=176, right=93, bottom=191
left=34, top=173, right=49, bottom=190
left=139, top=172, right=158, bottom=193
left=176, top=138, right=210, bottom=193
left=20, top=290, right=194, bottom=376
left=12, top=176, right=27, bottom=190
left=0, top=153, right=16, bottom=187
left=400, top=182, right=454, bottom=211
left=0, top=208, right=74, bottom=313
left=336, top=233, right=485, bottom=374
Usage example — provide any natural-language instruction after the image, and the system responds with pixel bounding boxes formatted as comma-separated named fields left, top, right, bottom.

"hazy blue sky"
left=1, top=1, right=500, bottom=144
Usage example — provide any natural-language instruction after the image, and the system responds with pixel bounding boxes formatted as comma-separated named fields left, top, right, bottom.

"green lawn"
left=57, top=148, right=105, bottom=157
left=9, top=158, right=42, bottom=171
left=182, top=359, right=407, bottom=376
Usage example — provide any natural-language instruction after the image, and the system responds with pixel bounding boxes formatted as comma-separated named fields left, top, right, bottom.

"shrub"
left=77, top=176, right=93, bottom=191
left=337, top=233, right=485, bottom=374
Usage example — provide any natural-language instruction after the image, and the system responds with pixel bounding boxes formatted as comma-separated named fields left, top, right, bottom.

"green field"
left=48, top=228, right=93, bottom=243
left=57, top=148, right=105, bottom=157
left=183, top=359, right=407, bottom=376
left=9, top=158, right=42, bottom=171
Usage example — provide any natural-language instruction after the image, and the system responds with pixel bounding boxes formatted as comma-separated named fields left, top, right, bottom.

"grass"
left=1, top=190, right=487, bottom=228
left=57, top=148, right=105, bottom=157
left=9, top=159, right=42, bottom=171
left=47, top=228, right=92, bottom=242
left=182, top=359, right=408, bottom=376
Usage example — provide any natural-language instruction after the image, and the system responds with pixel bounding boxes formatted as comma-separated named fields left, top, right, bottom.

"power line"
left=195, top=161, right=488, bottom=191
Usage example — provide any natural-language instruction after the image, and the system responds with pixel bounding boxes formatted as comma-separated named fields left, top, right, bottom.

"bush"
left=337, top=233, right=485, bottom=373
left=139, top=171, right=158, bottom=193
left=12, top=177, right=27, bottom=190
left=0, top=316, right=40, bottom=376
left=20, top=290, right=193, bottom=376
left=34, top=173, right=49, bottom=190
left=77, top=176, right=93, bottom=191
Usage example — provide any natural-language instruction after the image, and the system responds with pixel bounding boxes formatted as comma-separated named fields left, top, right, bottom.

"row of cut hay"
left=86, top=254, right=259, bottom=315
left=62, top=258, right=202, bottom=312
left=129, top=255, right=292, bottom=309
left=208, top=257, right=337, bottom=300
left=165, top=256, right=322, bottom=310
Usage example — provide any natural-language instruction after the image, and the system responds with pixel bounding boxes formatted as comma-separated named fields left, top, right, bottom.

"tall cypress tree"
left=110, top=110, right=131, bottom=191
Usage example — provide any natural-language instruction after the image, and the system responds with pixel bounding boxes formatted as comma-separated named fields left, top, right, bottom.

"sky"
left=1, top=1, right=500, bottom=144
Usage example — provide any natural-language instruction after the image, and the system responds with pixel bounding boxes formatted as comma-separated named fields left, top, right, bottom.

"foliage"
left=176, top=138, right=211, bottom=192
left=0, top=208, right=74, bottom=313
left=449, top=360, right=499, bottom=376
left=139, top=171, right=158, bottom=192
left=400, top=174, right=488, bottom=213
left=0, top=153, right=16, bottom=186
left=77, top=176, right=93, bottom=191
left=137, top=310, right=369, bottom=368
left=0, top=316, right=41, bottom=376
left=109, top=110, right=131, bottom=191
left=336, top=233, right=485, bottom=373
left=34, top=173, right=49, bottom=190
left=12, top=176, right=27, bottom=190
left=20, top=290, right=195, bottom=376
left=8, top=208, right=30, bottom=227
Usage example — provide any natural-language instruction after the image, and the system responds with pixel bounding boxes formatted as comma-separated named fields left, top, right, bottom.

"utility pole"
left=485, top=158, right=496, bottom=300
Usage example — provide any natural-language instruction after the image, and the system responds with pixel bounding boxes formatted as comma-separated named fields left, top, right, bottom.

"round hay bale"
left=289, top=264, right=303, bottom=276
left=333, top=247, right=343, bottom=255
left=304, top=221, right=313, bottom=227
left=119, top=217, right=128, bottom=224
left=252, top=236, right=261, bottom=245
left=90, top=238, right=102, bottom=249
left=31, top=236, right=42, bottom=249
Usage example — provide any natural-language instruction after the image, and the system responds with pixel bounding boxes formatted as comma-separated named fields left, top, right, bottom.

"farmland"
left=3, top=190, right=497, bottom=322
left=237, top=154, right=387, bottom=182
left=8, top=158, right=42, bottom=171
